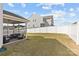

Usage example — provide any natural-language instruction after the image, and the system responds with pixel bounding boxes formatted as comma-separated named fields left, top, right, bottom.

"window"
left=33, top=19, right=36, bottom=22
left=35, top=19, right=36, bottom=22
left=40, top=23, right=45, bottom=27
left=33, top=24, right=35, bottom=27
left=33, top=19, right=34, bottom=22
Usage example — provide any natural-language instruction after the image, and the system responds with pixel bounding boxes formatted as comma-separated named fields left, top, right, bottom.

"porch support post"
left=25, top=22, right=27, bottom=39
left=13, top=24, right=15, bottom=34
left=0, top=4, right=3, bottom=48
left=18, top=23, right=20, bottom=33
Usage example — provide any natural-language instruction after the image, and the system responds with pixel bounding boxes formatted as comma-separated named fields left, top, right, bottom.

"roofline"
left=3, top=10, right=27, bottom=20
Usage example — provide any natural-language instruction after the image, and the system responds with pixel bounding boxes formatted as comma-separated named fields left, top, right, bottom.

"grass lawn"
left=0, top=33, right=76, bottom=56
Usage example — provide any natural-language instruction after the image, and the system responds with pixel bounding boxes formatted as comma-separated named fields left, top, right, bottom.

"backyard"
left=0, top=33, right=77, bottom=56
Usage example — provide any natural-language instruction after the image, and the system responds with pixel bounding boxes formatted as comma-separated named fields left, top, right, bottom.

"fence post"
left=76, top=23, right=79, bottom=45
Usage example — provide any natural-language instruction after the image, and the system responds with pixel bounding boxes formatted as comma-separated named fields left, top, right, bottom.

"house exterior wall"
left=27, top=14, right=54, bottom=28
left=42, top=16, right=54, bottom=26
left=0, top=4, right=3, bottom=48
left=27, top=14, right=43, bottom=28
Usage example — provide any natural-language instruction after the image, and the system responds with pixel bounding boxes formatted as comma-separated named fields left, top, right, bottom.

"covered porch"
left=0, top=6, right=28, bottom=50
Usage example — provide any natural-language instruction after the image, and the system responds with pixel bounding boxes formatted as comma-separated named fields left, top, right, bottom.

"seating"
left=9, top=33, right=25, bottom=39
left=3, top=35, right=10, bottom=44
left=3, top=33, right=25, bottom=44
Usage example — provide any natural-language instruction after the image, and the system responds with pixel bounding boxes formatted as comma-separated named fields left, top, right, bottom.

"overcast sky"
left=3, top=3, right=79, bottom=26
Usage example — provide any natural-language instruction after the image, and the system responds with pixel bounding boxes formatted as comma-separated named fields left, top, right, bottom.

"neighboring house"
left=27, top=14, right=54, bottom=28
left=73, top=22, right=77, bottom=24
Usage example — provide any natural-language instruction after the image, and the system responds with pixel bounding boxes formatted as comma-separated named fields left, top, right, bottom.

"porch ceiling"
left=3, top=10, right=28, bottom=24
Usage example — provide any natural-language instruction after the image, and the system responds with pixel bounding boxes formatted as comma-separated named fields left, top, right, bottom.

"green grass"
left=0, top=35, right=76, bottom=56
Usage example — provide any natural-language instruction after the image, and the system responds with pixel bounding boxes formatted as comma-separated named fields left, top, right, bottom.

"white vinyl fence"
left=27, top=23, right=79, bottom=45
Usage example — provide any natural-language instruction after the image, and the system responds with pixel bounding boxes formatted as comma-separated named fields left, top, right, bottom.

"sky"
left=3, top=3, right=79, bottom=26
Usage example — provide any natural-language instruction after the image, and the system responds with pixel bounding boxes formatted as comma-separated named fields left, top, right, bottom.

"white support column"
left=18, top=23, right=20, bottom=33
left=25, top=22, right=27, bottom=39
left=7, top=23, right=9, bottom=36
left=13, top=24, right=15, bottom=34
left=0, top=4, right=3, bottom=48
